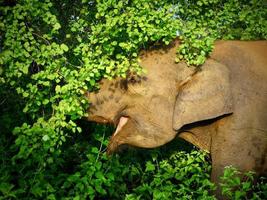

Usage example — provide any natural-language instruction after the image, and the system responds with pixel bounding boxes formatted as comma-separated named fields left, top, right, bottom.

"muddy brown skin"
left=87, top=39, right=267, bottom=198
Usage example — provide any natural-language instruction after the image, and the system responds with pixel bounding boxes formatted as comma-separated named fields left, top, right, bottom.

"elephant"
left=86, top=39, right=267, bottom=197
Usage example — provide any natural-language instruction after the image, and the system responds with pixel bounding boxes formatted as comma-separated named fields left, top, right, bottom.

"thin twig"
left=0, top=98, right=7, bottom=105
left=95, top=130, right=106, bottom=164
left=32, top=32, right=50, bottom=45
left=155, top=158, right=160, bottom=172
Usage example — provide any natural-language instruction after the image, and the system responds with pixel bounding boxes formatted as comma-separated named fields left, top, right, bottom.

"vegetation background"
left=0, top=0, right=267, bottom=199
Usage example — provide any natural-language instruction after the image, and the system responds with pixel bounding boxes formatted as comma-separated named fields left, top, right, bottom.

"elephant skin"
left=86, top=39, right=267, bottom=196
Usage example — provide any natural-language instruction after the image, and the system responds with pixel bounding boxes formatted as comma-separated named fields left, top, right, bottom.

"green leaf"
left=91, top=147, right=99, bottom=154
left=54, top=23, right=61, bottom=30
left=88, top=186, right=95, bottom=195
left=73, top=196, right=80, bottom=200
left=22, top=65, right=28, bottom=74
left=43, top=99, right=49, bottom=105
left=61, top=44, right=69, bottom=52
left=55, top=85, right=61, bottom=93
left=145, top=161, right=155, bottom=172
left=77, top=127, right=82, bottom=133
left=0, top=183, right=14, bottom=195
left=22, top=92, right=29, bottom=98
left=42, top=135, right=49, bottom=141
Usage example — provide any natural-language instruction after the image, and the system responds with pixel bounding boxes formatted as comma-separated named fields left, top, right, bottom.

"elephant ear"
left=173, top=59, right=233, bottom=130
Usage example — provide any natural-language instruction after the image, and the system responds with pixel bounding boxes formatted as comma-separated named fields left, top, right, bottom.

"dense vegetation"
left=0, top=0, right=266, bottom=199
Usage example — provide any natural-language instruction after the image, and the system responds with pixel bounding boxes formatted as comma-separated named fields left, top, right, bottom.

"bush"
left=0, top=121, right=215, bottom=199
left=220, top=166, right=267, bottom=200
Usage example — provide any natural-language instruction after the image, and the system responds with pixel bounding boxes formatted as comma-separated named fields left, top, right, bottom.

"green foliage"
left=125, top=150, right=216, bottom=200
left=220, top=166, right=267, bottom=200
left=0, top=0, right=267, bottom=199
left=174, top=0, right=267, bottom=65
left=0, top=121, right=215, bottom=199
left=2, top=121, right=266, bottom=199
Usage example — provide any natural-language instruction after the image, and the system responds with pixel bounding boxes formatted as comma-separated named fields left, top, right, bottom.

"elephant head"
left=87, top=40, right=233, bottom=154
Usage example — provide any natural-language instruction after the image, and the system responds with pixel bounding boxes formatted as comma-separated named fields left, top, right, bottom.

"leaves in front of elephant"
left=129, top=150, right=216, bottom=200
left=220, top=166, right=260, bottom=200
left=145, top=161, right=155, bottom=172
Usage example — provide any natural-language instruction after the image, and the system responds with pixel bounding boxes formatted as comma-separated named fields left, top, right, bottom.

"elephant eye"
left=119, top=79, right=128, bottom=90
left=128, top=76, right=136, bottom=83
left=127, top=74, right=142, bottom=84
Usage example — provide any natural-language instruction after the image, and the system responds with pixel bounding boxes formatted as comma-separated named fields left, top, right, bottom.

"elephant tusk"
left=114, top=116, right=129, bottom=136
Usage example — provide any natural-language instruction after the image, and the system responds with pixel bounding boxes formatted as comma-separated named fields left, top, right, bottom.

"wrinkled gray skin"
left=87, top=40, right=267, bottom=198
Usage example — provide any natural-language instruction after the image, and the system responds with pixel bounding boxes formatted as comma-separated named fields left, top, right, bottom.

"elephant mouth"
left=113, top=116, right=129, bottom=136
